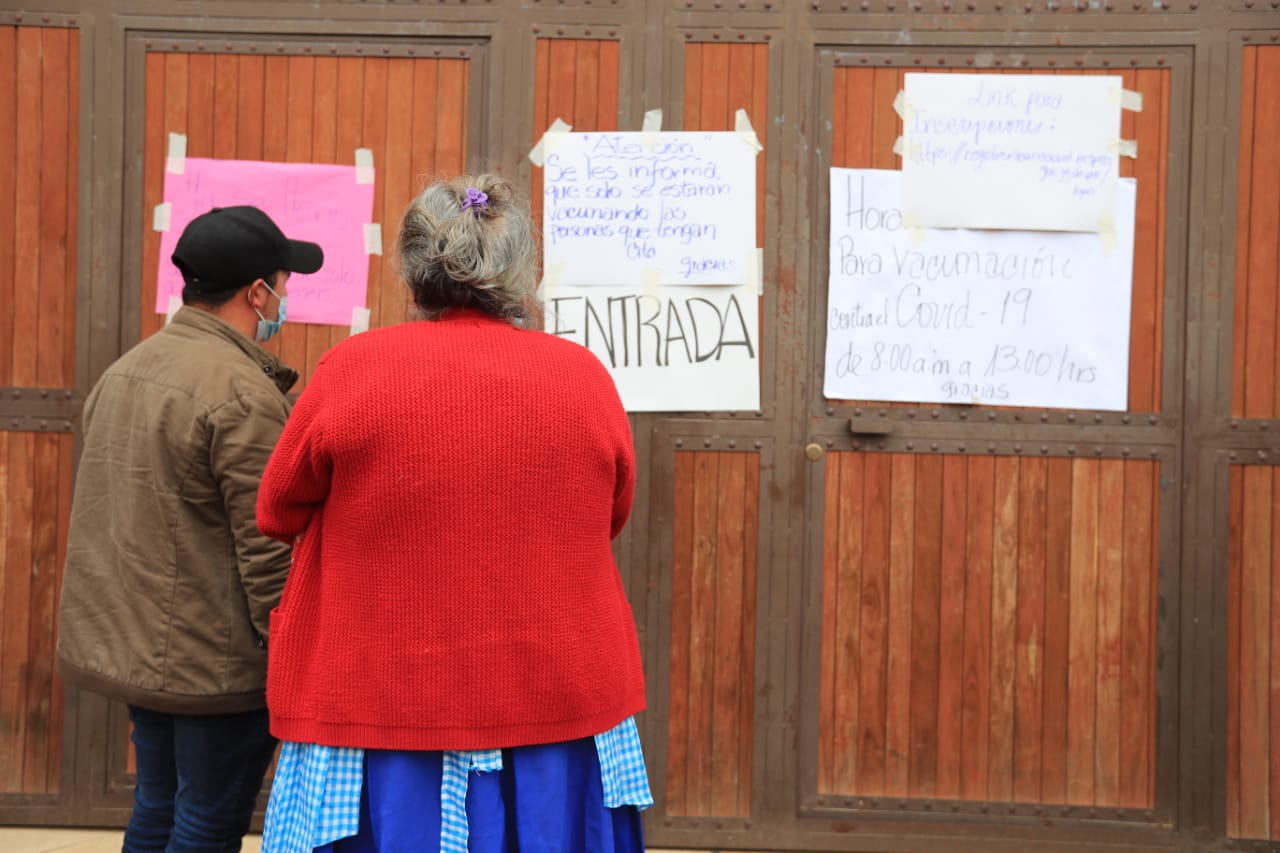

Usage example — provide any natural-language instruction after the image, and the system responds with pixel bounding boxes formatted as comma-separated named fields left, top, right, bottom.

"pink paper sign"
left=155, top=158, right=376, bottom=325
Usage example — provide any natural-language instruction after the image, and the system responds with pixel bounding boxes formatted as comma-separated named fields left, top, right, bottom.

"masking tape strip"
left=1108, top=86, right=1144, bottom=112
left=734, top=108, right=764, bottom=154
left=153, top=202, right=172, bottom=232
left=528, top=118, right=573, bottom=167
left=363, top=223, right=383, bottom=256
left=892, top=136, right=905, bottom=157
left=166, top=133, right=187, bottom=174
left=642, top=268, right=661, bottom=297
left=355, top=148, right=375, bottom=184
left=902, top=212, right=927, bottom=247
left=755, top=248, right=764, bottom=296
left=350, top=307, right=371, bottom=335
left=1097, top=213, right=1117, bottom=255
left=642, top=109, right=663, bottom=133
left=892, top=91, right=916, bottom=123
left=165, top=295, right=182, bottom=325
left=1108, top=138, right=1139, bottom=158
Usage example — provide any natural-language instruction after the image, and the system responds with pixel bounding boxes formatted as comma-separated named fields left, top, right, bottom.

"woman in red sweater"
left=257, top=175, right=650, bottom=853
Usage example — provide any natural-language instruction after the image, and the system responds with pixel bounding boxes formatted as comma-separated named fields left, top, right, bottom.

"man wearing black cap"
left=57, top=206, right=324, bottom=853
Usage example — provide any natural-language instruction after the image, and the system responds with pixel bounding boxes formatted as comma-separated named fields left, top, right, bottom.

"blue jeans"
left=124, top=705, right=278, bottom=853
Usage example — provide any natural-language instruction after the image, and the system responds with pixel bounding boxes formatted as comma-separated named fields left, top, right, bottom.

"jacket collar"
left=170, top=306, right=299, bottom=394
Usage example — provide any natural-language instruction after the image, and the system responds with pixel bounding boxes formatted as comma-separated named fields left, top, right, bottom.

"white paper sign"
left=546, top=284, right=760, bottom=412
left=542, top=132, right=757, bottom=287
left=901, top=73, right=1123, bottom=232
left=825, top=169, right=1136, bottom=410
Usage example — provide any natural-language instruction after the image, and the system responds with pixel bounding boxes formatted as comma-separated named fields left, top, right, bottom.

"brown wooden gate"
left=2, top=3, right=1279, bottom=851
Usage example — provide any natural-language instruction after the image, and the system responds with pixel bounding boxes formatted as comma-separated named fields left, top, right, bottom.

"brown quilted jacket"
left=57, top=307, right=296, bottom=713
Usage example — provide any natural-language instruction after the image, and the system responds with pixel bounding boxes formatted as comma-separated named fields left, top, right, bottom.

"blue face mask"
left=253, top=281, right=288, bottom=343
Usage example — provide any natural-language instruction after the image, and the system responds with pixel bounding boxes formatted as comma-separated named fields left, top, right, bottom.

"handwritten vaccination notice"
left=539, top=129, right=761, bottom=412
left=541, top=132, right=756, bottom=287
left=155, top=158, right=375, bottom=325
left=825, top=169, right=1136, bottom=410
left=900, top=73, right=1123, bottom=232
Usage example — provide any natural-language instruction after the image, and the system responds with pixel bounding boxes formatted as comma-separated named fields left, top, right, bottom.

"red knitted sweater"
left=256, top=309, right=645, bottom=750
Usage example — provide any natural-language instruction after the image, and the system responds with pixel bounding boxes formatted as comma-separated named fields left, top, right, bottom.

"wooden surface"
left=0, top=24, right=79, bottom=797
left=1227, top=464, right=1280, bottom=839
left=818, top=453, right=1159, bottom=809
left=139, top=53, right=470, bottom=390
left=1233, top=47, right=1280, bottom=420
left=667, top=450, right=759, bottom=818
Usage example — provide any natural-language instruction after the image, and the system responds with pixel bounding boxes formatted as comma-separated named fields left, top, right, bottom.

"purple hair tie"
left=461, top=187, right=489, bottom=213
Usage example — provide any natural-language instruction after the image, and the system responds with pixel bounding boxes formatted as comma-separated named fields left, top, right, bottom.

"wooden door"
left=801, top=54, right=1182, bottom=840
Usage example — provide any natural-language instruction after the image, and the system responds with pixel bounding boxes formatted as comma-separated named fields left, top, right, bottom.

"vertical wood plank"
left=436, top=59, right=468, bottom=176
left=908, top=455, right=942, bottom=797
left=987, top=456, right=1019, bottom=801
left=710, top=453, right=746, bottom=815
left=857, top=452, right=891, bottom=794
left=359, top=58, right=388, bottom=331
left=12, top=27, right=41, bottom=385
left=598, top=41, right=621, bottom=131
left=329, top=57, right=365, bottom=353
left=1271, top=468, right=1280, bottom=837
left=666, top=451, right=694, bottom=814
left=235, top=53, right=265, bottom=161
left=1229, top=464, right=1244, bottom=835
left=1243, top=50, right=1280, bottom=419
left=211, top=54, right=238, bottom=158
left=1119, top=461, right=1156, bottom=807
left=884, top=453, right=915, bottom=796
left=935, top=455, right=967, bottom=799
left=1232, top=50, right=1257, bottom=417
left=1, top=432, right=34, bottom=792
left=1067, top=459, right=1100, bottom=805
left=63, top=30, right=77, bottom=385
left=139, top=52, right=166, bottom=342
left=36, top=28, right=68, bottom=389
left=22, top=433, right=59, bottom=792
left=278, top=56, right=315, bottom=379
left=739, top=454, right=758, bottom=815
left=1041, top=458, right=1072, bottom=804
left=683, top=44, right=702, bottom=132
left=1013, top=458, right=1047, bottom=803
left=377, top=57, right=410, bottom=332
left=833, top=451, right=864, bottom=792
left=818, top=452, right=841, bottom=793
left=960, top=456, right=994, bottom=800
left=687, top=452, right=720, bottom=815
left=870, top=68, right=900, bottom=171
left=1095, top=460, right=1126, bottom=805
left=186, top=53, right=215, bottom=159
left=572, top=40, right=600, bottom=129
left=304, top=54, right=339, bottom=379
left=0, top=27, right=16, bottom=385
left=1241, top=464, right=1273, bottom=836
left=699, top=44, right=730, bottom=131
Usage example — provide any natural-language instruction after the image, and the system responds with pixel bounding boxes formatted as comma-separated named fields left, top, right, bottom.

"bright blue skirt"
left=316, top=737, right=645, bottom=853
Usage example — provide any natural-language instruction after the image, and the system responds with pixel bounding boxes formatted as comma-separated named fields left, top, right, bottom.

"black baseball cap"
left=172, top=205, right=324, bottom=294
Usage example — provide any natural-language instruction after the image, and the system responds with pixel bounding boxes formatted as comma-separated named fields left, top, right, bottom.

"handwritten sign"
left=900, top=73, right=1123, bottom=232
left=826, top=169, right=1135, bottom=410
left=155, top=158, right=375, bottom=325
left=542, top=132, right=757, bottom=287
left=546, top=284, right=760, bottom=412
